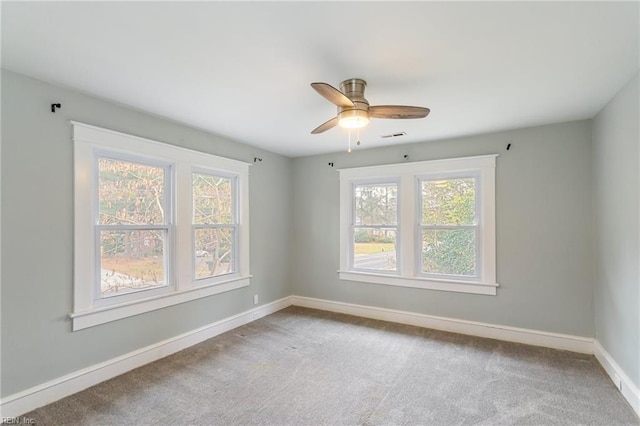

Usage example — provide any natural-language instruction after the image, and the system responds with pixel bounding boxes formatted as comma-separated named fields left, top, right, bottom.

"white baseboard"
left=0, top=296, right=293, bottom=419
left=594, top=340, right=640, bottom=417
left=291, top=296, right=594, bottom=354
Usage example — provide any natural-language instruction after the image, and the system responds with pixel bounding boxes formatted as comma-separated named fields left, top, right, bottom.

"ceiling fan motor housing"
left=337, top=78, right=370, bottom=127
left=339, top=79, right=369, bottom=110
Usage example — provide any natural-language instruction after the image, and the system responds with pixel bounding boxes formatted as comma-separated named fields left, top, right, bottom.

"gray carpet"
left=22, top=306, right=639, bottom=425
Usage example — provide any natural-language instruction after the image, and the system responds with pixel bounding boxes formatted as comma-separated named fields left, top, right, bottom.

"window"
left=419, top=174, right=478, bottom=279
left=192, top=171, right=237, bottom=281
left=97, top=156, right=172, bottom=303
left=339, top=155, right=497, bottom=295
left=72, top=122, right=250, bottom=330
left=351, top=181, right=398, bottom=272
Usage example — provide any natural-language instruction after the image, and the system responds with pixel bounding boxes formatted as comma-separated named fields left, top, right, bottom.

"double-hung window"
left=96, top=155, right=172, bottom=303
left=418, top=174, right=479, bottom=280
left=351, top=181, right=399, bottom=272
left=339, top=155, right=497, bottom=295
left=72, top=122, right=250, bottom=330
left=192, top=171, right=237, bottom=281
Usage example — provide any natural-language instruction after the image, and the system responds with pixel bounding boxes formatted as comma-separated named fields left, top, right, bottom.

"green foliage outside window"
left=421, top=177, right=477, bottom=277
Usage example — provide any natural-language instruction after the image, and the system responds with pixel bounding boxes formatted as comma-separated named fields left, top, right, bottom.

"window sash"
left=95, top=152, right=171, bottom=226
left=417, top=173, right=480, bottom=227
left=417, top=225, right=480, bottom=280
left=93, top=225, right=173, bottom=306
left=192, top=224, right=238, bottom=281
left=351, top=180, right=399, bottom=227
left=191, top=171, right=237, bottom=225
left=350, top=225, right=399, bottom=274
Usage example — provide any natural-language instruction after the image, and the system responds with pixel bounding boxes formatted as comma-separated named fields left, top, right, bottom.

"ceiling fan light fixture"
left=338, top=109, right=369, bottom=129
left=310, top=78, right=429, bottom=135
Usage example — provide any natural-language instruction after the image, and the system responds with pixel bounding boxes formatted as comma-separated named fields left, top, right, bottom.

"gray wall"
left=291, top=120, right=595, bottom=337
left=593, top=72, right=640, bottom=389
left=0, top=70, right=292, bottom=397
left=4, top=67, right=636, bottom=400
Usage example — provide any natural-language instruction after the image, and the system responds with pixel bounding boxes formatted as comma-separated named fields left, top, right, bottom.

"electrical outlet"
left=253, top=294, right=259, bottom=305
left=613, top=373, right=622, bottom=391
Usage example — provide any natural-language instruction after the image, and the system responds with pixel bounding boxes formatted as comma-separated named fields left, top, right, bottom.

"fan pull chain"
left=357, top=128, right=361, bottom=146
left=348, top=130, right=352, bottom=153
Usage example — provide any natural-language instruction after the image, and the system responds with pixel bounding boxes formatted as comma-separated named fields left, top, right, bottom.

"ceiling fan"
left=310, top=78, right=430, bottom=134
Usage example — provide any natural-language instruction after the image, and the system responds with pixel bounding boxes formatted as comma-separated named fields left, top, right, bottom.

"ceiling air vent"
left=381, top=132, right=406, bottom=139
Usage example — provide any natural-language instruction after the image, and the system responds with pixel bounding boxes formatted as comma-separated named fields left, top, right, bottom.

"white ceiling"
left=2, top=2, right=638, bottom=157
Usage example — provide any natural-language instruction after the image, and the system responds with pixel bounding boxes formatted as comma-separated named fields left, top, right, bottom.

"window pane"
left=194, top=228, right=236, bottom=279
left=354, top=183, right=397, bottom=225
left=98, top=158, right=166, bottom=225
left=421, top=229, right=476, bottom=277
left=193, top=173, right=234, bottom=224
left=353, top=228, right=397, bottom=271
left=422, top=178, right=476, bottom=225
left=100, top=230, right=166, bottom=297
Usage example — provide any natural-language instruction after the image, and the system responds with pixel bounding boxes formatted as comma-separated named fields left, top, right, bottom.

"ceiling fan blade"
left=311, top=117, right=338, bottom=134
left=369, top=105, right=430, bottom=119
left=311, top=82, right=355, bottom=108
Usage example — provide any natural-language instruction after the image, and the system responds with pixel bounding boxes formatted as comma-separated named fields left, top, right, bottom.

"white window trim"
left=338, top=155, right=498, bottom=296
left=72, top=121, right=251, bottom=330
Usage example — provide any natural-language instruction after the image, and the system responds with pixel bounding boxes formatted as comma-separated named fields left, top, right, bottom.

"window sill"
left=70, top=275, right=252, bottom=331
left=338, top=271, right=497, bottom=295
